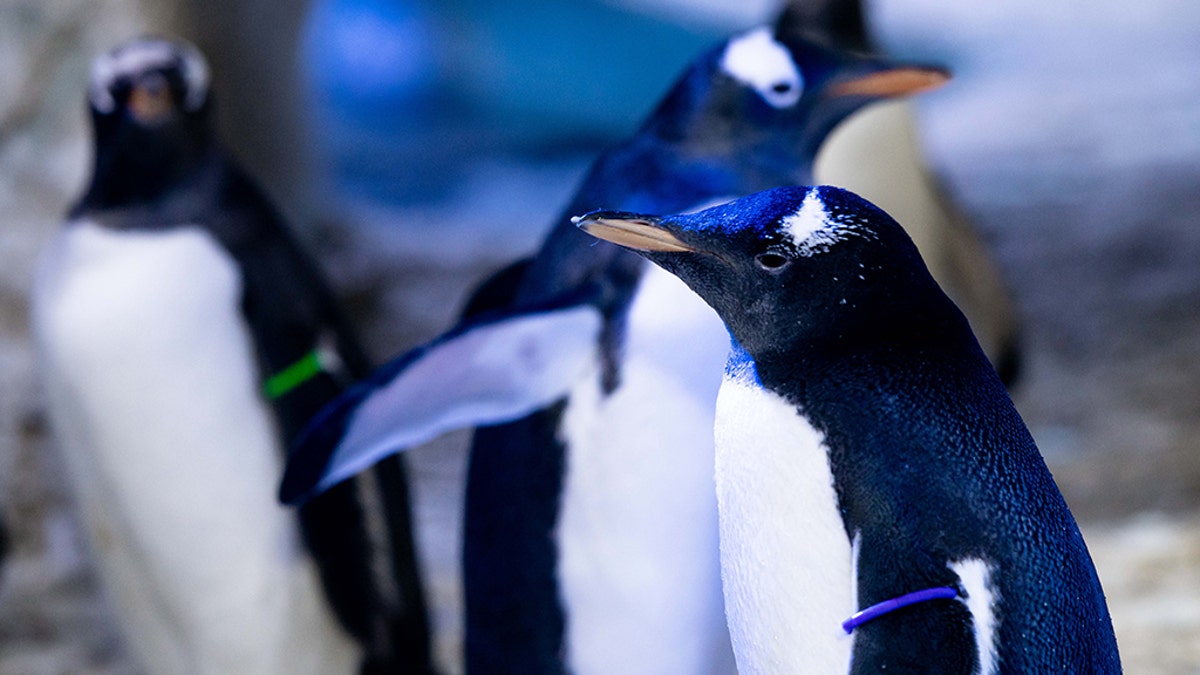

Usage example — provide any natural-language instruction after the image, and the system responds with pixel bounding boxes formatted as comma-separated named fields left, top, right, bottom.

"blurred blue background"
left=299, top=0, right=732, bottom=204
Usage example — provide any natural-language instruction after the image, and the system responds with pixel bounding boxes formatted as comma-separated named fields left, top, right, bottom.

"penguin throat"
left=82, top=123, right=213, bottom=211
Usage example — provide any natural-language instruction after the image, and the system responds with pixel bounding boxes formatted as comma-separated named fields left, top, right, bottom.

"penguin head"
left=639, top=18, right=947, bottom=185
left=576, top=186, right=965, bottom=360
left=81, top=37, right=214, bottom=208
left=89, top=36, right=211, bottom=127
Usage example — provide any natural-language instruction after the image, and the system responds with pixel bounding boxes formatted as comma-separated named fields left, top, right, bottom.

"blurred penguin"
left=32, top=37, right=433, bottom=674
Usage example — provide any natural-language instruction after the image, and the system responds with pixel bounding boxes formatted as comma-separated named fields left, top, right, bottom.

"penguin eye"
left=754, top=251, right=791, bottom=272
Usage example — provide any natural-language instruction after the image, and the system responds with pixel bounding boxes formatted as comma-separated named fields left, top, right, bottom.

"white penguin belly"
left=714, top=375, right=855, bottom=674
left=557, top=264, right=735, bottom=674
left=32, top=222, right=357, bottom=675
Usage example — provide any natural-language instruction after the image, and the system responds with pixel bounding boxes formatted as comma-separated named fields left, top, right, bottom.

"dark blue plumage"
left=577, top=185, right=1121, bottom=673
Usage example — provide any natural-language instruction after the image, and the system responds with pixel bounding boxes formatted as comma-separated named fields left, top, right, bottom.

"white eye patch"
left=89, top=39, right=210, bottom=114
left=719, top=27, right=803, bottom=108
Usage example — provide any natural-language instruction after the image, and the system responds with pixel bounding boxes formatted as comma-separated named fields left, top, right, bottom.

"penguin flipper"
left=280, top=302, right=604, bottom=504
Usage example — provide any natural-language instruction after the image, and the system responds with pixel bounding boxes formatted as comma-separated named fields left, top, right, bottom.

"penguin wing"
left=280, top=301, right=604, bottom=504
left=218, top=164, right=374, bottom=378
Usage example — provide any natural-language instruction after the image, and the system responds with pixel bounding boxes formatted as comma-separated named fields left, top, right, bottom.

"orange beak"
left=828, top=67, right=951, bottom=99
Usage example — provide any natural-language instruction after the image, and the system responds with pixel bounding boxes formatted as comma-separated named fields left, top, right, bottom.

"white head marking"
left=782, top=189, right=841, bottom=255
left=89, top=39, right=210, bottom=114
left=720, top=27, right=803, bottom=108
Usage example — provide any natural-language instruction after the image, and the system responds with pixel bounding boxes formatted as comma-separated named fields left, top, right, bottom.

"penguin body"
left=37, top=221, right=358, bottom=674
left=577, top=186, right=1121, bottom=673
left=460, top=267, right=731, bottom=673
left=283, top=20, right=949, bottom=674
left=553, top=264, right=730, bottom=673
left=33, top=38, right=432, bottom=674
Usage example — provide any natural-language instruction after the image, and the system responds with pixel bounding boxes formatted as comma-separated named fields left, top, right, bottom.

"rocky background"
left=0, top=0, right=1198, bottom=672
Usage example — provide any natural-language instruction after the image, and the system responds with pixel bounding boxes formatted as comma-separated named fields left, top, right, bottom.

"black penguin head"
left=80, top=37, right=214, bottom=209
left=773, top=0, right=871, bottom=54
left=577, top=186, right=965, bottom=361
left=640, top=17, right=947, bottom=185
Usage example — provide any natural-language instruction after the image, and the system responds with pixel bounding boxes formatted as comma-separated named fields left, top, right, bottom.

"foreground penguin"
left=577, top=185, right=1121, bottom=673
left=32, top=37, right=432, bottom=673
left=282, top=15, right=949, bottom=674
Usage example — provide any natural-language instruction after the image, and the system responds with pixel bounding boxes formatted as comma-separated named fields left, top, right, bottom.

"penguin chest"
left=33, top=222, right=352, bottom=672
left=557, top=264, right=734, bottom=673
left=713, top=375, right=855, bottom=674
left=35, top=222, right=282, bottom=517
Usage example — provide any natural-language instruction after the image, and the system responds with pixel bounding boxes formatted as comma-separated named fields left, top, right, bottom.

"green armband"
left=264, top=349, right=324, bottom=400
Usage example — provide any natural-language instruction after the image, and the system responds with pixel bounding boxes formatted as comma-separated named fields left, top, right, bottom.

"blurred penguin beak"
left=128, top=74, right=175, bottom=124
left=575, top=213, right=695, bottom=253
left=829, top=66, right=950, bottom=99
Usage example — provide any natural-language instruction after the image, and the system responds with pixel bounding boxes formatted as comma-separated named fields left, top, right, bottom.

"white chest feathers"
left=713, top=374, right=855, bottom=674
left=32, top=221, right=356, bottom=674
left=557, top=264, right=735, bottom=674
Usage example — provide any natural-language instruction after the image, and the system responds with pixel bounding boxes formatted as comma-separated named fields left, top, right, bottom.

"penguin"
left=788, top=0, right=1023, bottom=383
left=575, top=185, right=1121, bottom=673
left=282, top=15, right=950, bottom=674
left=31, top=37, right=433, bottom=674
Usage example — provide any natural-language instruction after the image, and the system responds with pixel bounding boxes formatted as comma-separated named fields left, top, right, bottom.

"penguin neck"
left=78, top=116, right=216, bottom=214
left=724, top=262, right=980, bottom=391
